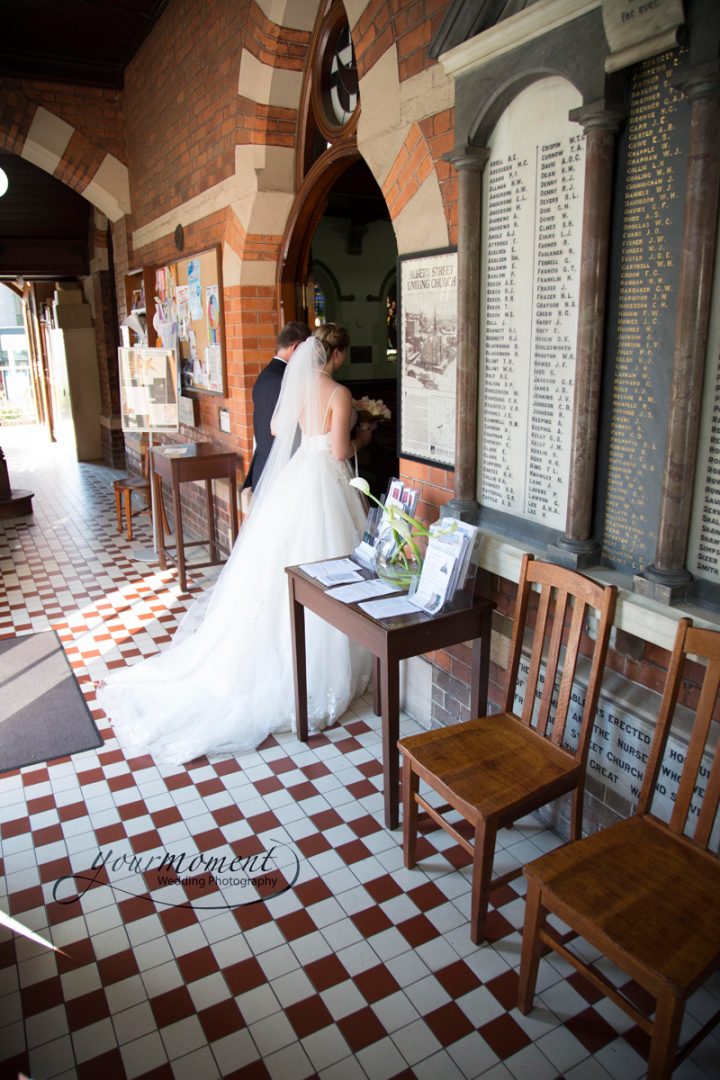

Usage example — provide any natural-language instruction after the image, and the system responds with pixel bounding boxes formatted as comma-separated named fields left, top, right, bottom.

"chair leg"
left=123, top=489, right=133, bottom=541
left=518, top=877, right=546, bottom=1013
left=648, top=990, right=684, bottom=1080
left=470, top=817, right=497, bottom=945
left=402, top=762, right=419, bottom=869
left=114, top=488, right=123, bottom=533
left=570, top=779, right=585, bottom=841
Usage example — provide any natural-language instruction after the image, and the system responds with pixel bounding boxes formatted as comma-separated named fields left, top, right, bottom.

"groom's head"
left=277, top=321, right=311, bottom=361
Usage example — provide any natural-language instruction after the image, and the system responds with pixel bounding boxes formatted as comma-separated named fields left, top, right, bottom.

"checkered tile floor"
left=1, top=425, right=718, bottom=1080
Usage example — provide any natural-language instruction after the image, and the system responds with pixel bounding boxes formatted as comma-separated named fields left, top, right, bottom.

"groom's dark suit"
left=242, top=356, right=287, bottom=491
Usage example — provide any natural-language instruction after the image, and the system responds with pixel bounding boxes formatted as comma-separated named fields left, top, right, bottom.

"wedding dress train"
left=97, top=430, right=371, bottom=765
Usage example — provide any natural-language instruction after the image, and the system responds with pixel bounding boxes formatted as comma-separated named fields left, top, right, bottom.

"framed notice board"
left=397, top=247, right=457, bottom=468
left=156, top=244, right=227, bottom=397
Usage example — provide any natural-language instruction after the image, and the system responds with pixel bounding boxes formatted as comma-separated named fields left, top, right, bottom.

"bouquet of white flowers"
left=352, top=397, right=391, bottom=424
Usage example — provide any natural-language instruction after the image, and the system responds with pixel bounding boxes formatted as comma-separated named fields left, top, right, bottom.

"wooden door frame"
left=277, top=142, right=363, bottom=324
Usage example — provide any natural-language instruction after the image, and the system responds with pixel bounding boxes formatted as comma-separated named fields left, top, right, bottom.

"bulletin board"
left=157, top=244, right=227, bottom=397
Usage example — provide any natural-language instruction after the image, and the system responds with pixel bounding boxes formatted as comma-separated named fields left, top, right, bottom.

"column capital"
left=444, top=144, right=490, bottom=171
left=676, top=61, right=720, bottom=103
left=569, top=101, right=625, bottom=132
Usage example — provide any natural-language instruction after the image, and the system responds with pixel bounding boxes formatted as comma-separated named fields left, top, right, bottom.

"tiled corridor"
left=0, top=426, right=718, bottom=1080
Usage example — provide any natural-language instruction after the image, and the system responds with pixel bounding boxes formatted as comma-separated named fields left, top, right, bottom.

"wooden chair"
left=113, top=445, right=167, bottom=542
left=398, top=553, right=617, bottom=943
left=518, top=617, right=720, bottom=1079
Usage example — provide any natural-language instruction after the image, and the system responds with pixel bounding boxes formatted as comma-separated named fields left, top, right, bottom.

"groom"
left=242, top=321, right=310, bottom=499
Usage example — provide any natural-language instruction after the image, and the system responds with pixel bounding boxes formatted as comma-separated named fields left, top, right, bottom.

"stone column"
left=549, top=102, right=624, bottom=569
left=443, top=145, right=489, bottom=520
left=636, top=64, right=720, bottom=604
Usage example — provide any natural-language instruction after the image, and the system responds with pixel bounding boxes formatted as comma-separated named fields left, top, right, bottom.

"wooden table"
left=151, top=442, right=239, bottom=592
left=286, top=562, right=493, bottom=829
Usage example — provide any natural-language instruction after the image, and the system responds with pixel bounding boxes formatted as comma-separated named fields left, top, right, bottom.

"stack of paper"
left=409, top=519, right=479, bottom=615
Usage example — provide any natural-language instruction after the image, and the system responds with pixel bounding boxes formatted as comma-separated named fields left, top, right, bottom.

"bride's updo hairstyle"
left=315, top=323, right=350, bottom=365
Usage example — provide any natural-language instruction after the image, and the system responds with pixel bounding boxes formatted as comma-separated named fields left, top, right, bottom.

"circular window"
left=323, top=20, right=358, bottom=128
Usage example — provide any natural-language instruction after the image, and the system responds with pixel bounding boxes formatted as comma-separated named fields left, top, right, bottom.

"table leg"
left=471, top=608, right=492, bottom=718
left=288, top=578, right=309, bottom=741
left=372, top=656, right=381, bottom=716
left=229, top=475, right=239, bottom=545
left=154, top=473, right=167, bottom=570
left=205, top=480, right=217, bottom=563
left=380, top=660, right=400, bottom=829
left=172, top=479, right=186, bottom=592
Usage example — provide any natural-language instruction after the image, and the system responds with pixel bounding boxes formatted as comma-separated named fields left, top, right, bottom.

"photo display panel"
left=477, top=77, right=585, bottom=531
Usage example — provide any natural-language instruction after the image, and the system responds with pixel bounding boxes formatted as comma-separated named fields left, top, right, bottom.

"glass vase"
left=375, top=533, right=423, bottom=590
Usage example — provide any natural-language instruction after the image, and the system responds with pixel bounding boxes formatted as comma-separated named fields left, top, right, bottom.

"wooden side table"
left=286, top=561, right=494, bottom=829
left=151, top=442, right=239, bottom=592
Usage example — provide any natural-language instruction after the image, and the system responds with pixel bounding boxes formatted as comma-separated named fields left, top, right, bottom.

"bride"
left=97, top=324, right=374, bottom=765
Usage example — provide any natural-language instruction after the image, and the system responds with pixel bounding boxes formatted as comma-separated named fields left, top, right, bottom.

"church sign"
left=398, top=248, right=458, bottom=468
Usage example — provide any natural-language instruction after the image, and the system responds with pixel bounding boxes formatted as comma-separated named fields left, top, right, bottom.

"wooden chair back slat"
left=638, top=619, right=688, bottom=814
left=503, top=553, right=535, bottom=714
left=523, top=584, right=554, bottom=730
left=672, top=654, right=720, bottom=845
left=551, top=596, right=586, bottom=751
left=535, top=586, right=567, bottom=737
left=696, top=725, right=720, bottom=850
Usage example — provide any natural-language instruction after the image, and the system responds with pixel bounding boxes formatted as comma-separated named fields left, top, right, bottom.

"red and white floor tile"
left=0, top=426, right=718, bottom=1080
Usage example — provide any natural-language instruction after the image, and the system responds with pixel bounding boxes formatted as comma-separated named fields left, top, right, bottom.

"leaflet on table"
left=299, top=558, right=364, bottom=586
left=409, top=542, right=456, bottom=615
left=409, top=519, right=480, bottom=615
left=443, top=518, right=480, bottom=590
left=157, top=445, right=191, bottom=457
left=326, top=579, right=402, bottom=604
left=427, top=522, right=467, bottom=598
left=357, top=595, right=419, bottom=619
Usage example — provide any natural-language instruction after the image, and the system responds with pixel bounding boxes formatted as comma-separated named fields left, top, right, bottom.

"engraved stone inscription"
left=479, top=79, right=584, bottom=530
left=601, top=51, right=686, bottom=571
left=515, top=656, right=715, bottom=838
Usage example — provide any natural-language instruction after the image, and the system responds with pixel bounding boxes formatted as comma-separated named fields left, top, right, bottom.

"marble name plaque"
left=478, top=78, right=585, bottom=532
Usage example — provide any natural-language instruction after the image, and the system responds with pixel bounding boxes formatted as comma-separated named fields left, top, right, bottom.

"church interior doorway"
left=288, top=158, right=399, bottom=498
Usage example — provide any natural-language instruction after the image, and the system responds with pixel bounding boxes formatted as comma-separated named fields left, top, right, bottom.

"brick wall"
left=123, top=0, right=243, bottom=229
left=354, top=0, right=451, bottom=82
left=0, top=77, right=126, bottom=163
left=419, top=109, right=458, bottom=243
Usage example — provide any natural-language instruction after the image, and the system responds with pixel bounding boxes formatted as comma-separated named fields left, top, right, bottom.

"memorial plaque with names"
left=688, top=214, right=720, bottom=584
left=600, top=50, right=688, bottom=572
left=478, top=78, right=584, bottom=531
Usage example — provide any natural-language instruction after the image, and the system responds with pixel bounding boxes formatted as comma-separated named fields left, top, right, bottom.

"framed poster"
left=397, top=247, right=457, bottom=467
left=118, top=347, right=179, bottom=433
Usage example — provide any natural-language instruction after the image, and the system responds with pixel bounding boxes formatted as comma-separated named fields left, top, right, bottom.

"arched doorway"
left=279, top=0, right=399, bottom=496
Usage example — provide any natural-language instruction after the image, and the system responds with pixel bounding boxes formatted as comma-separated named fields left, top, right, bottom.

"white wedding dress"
left=97, top=347, right=371, bottom=766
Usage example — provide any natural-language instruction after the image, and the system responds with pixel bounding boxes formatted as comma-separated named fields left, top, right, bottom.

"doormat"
left=0, top=631, right=102, bottom=773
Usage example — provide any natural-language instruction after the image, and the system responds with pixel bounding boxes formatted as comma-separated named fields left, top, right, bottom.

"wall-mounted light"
left=0, top=167, right=8, bottom=198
